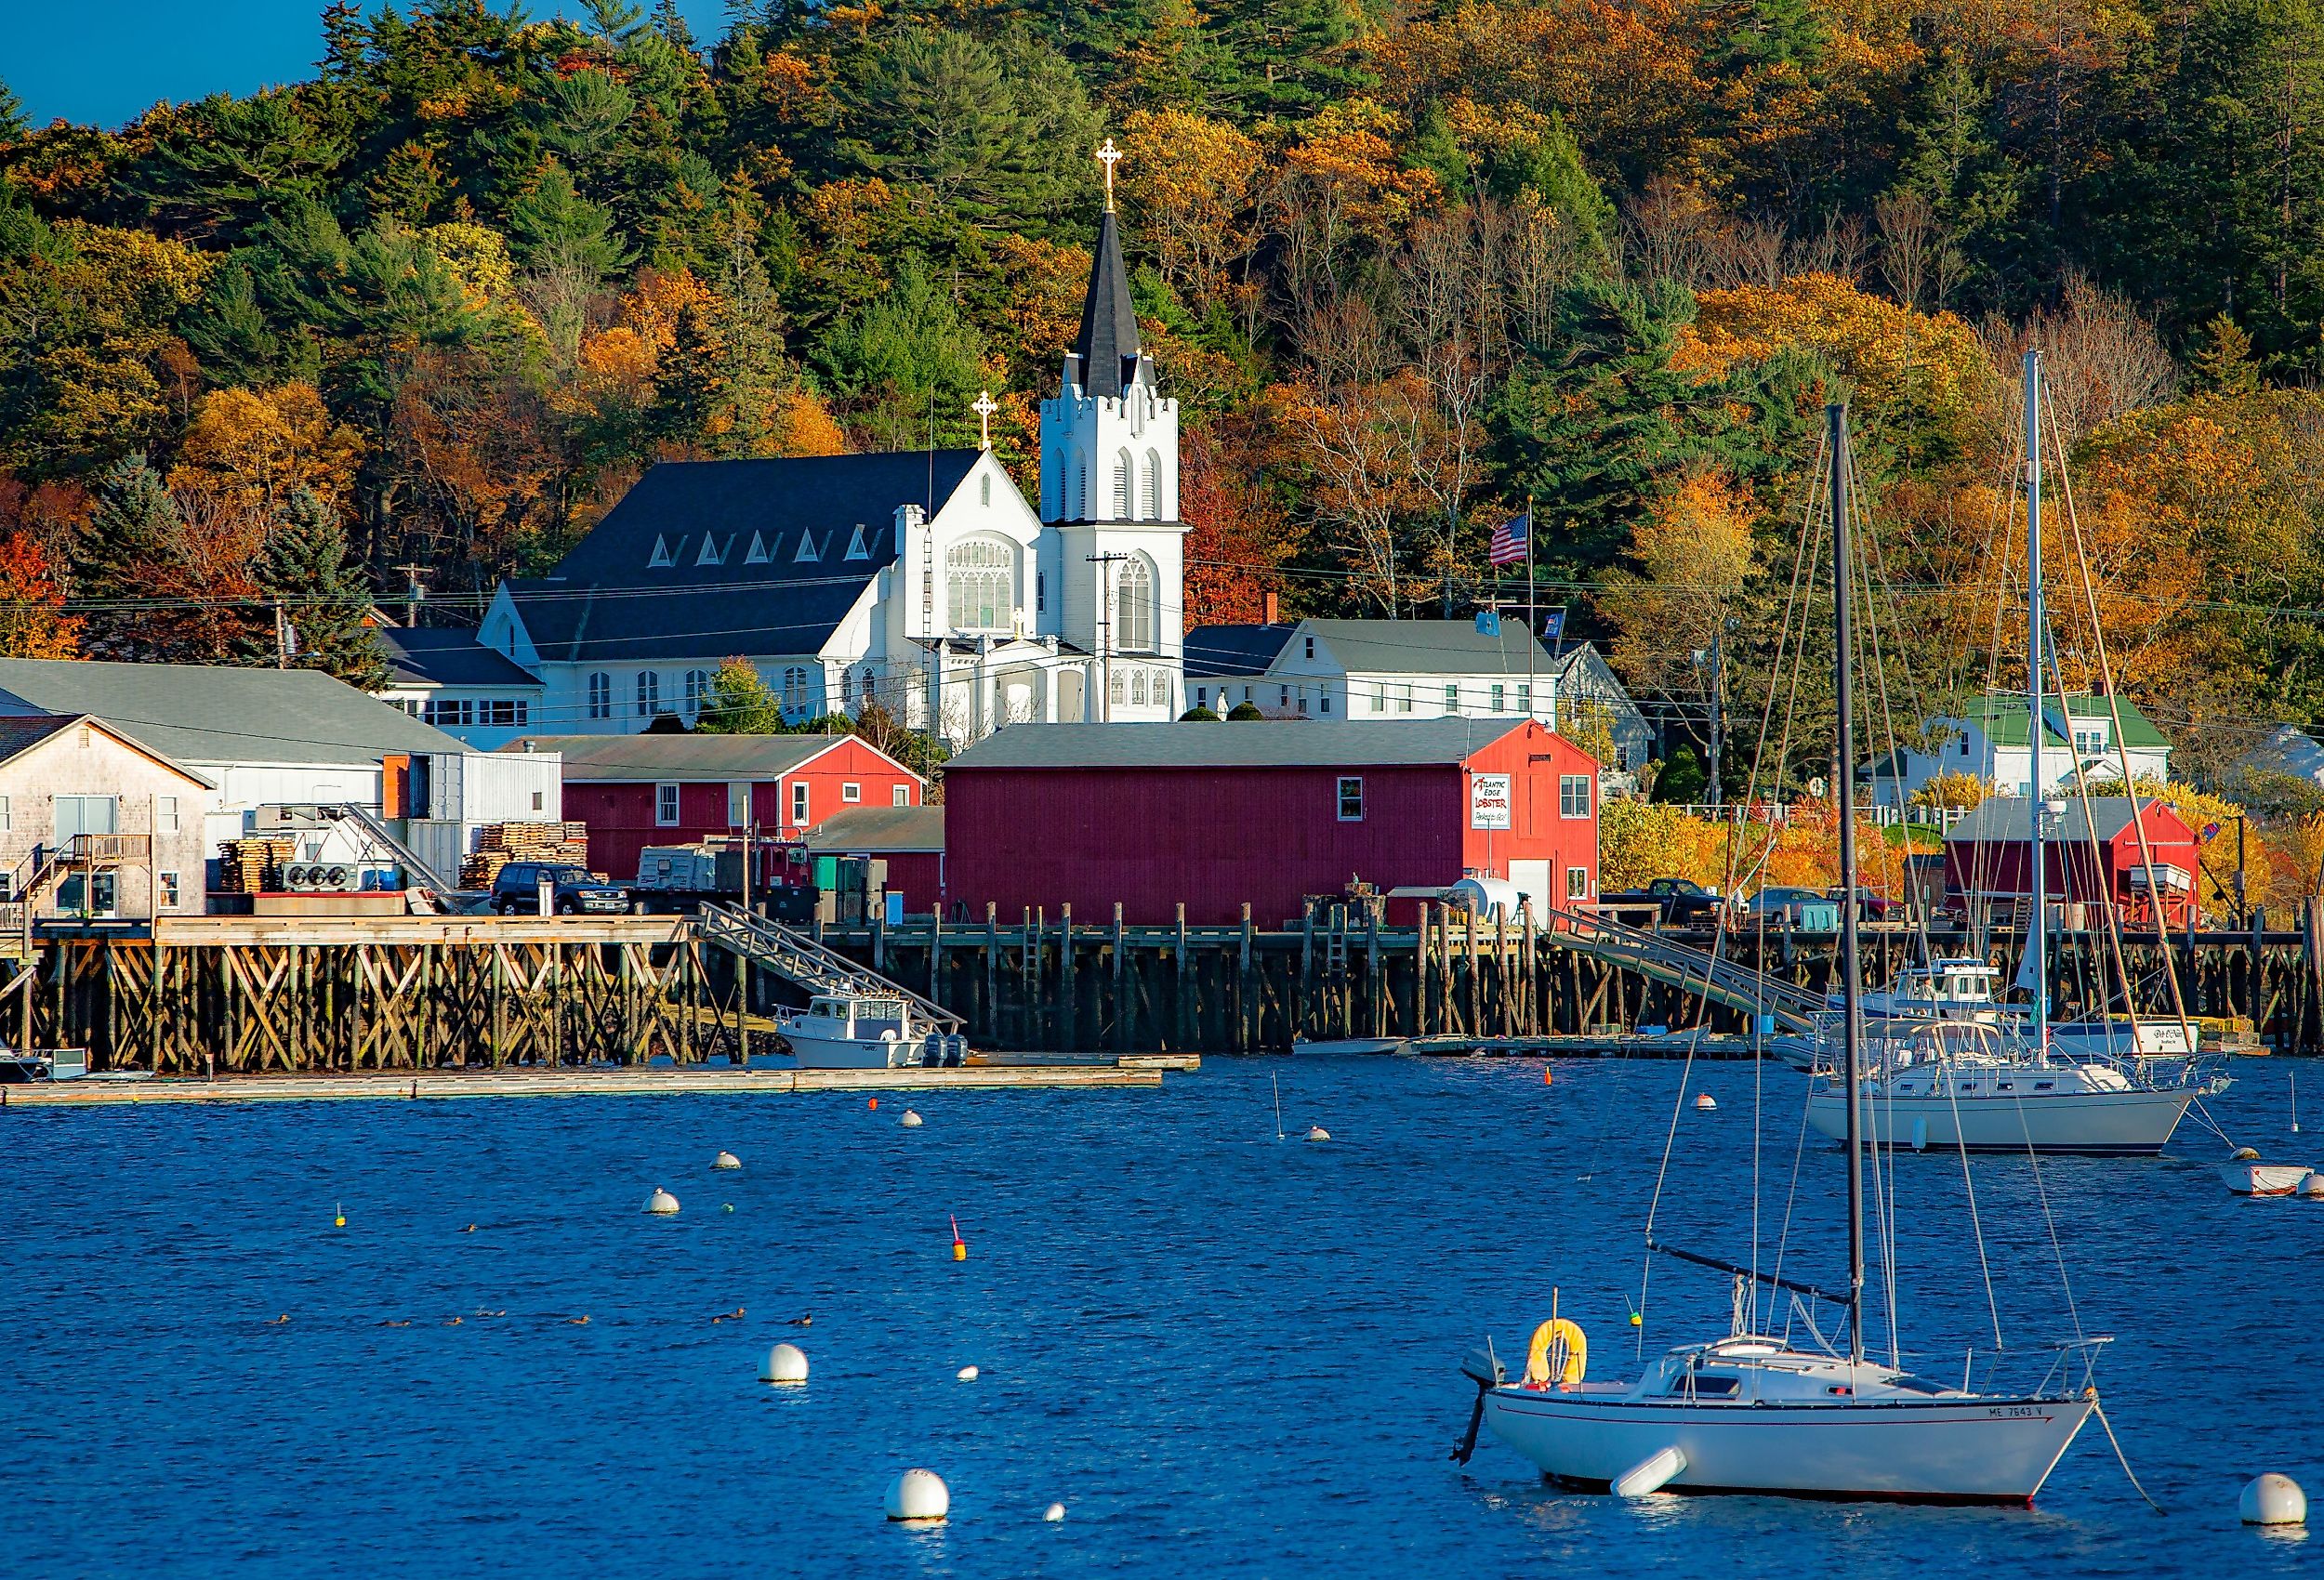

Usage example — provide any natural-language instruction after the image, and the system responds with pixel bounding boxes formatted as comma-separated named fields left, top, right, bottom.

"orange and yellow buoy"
left=950, top=1214, right=968, bottom=1260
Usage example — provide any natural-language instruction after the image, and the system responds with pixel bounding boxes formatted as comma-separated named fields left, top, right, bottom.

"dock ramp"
left=694, top=902, right=961, bottom=1031
left=1543, top=906, right=1826, bottom=1034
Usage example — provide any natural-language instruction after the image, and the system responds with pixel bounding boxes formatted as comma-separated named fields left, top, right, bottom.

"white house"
left=1862, top=693, right=2172, bottom=805
left=1182, top=616, right=1654, bottom=771
left=456, top=197, right=1187, bottom=750
left=375, top=623, right=546, bottom=749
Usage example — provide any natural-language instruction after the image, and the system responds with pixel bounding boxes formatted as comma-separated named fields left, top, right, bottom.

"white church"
left=418, top=167, right=1188, bottom=748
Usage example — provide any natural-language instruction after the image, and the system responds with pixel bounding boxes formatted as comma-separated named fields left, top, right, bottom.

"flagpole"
left=1525, top=497, right=1536, bottom=721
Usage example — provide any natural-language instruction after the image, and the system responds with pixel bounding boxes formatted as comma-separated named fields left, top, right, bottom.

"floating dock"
left=0, top=1057, right=1176, bottom=1107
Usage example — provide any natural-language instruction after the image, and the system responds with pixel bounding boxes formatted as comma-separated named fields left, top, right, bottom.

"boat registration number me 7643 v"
left=1987, top=1405, right=2047, bottom=1419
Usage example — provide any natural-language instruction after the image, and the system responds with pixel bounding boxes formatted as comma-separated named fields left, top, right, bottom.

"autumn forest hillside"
left=5, top=0, right=2324, bottom=795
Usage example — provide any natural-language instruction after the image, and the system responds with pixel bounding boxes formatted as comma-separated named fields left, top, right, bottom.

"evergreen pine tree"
left=257, top=489, right=389, bottom=688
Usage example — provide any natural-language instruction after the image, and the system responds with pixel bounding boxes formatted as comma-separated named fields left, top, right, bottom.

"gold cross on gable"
left=1096, top=138, right=1122, bottom=211
left=971, top=389, right=999, bottom=449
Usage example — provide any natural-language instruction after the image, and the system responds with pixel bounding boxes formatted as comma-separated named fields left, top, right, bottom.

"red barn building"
left=942, top=718, right=1600, bottom=926
left=501, top=732, right=922, bottom=880
left=1943, top=796, right=2200, bottom=927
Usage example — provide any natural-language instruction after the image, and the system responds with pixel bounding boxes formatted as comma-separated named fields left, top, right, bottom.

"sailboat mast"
left=1829, top=402, right=1865, bottom=1365
left=2025, top=349, right=2049, bottom=1058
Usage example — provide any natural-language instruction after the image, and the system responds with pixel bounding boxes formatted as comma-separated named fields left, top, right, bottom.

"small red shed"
left=1942, top=796, right=2200, bottom=927
left=501, top=732, right=922, bottom=881
left=941, top=718, right=1600, bottom=927
left=805, top=805, right=946, bottom=913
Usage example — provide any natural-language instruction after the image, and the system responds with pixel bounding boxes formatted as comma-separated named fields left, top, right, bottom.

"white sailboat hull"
left=1804, top=1086, right=2194, bottom=1155
left=1482, top=1389, right=2093, bottom=1503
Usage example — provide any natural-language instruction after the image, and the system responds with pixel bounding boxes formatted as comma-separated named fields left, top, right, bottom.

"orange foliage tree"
left=0, top=533, right=84, bottom=658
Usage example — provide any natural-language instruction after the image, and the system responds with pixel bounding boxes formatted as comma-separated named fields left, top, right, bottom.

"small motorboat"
left=772, top=994, right=969, bottom=1070
left=2219, top=1161, right=2315, bottom=1196
left=1288, top=1036, right=1409, bottom=1056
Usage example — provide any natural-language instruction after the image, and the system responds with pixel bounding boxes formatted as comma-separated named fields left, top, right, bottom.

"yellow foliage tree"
left=168, top=383, right=365, bottom=517
left=1910, top=770, right=1987, bottom=810
left=1676, top=273, right=1999, bottom=461
left=1597, top=467, right=1758, bottom=704
left=1598, top=797, right=1724, bottom=889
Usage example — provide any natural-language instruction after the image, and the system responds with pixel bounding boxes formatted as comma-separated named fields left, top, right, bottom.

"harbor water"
left=3, top=1056, right=2318, bottom=1578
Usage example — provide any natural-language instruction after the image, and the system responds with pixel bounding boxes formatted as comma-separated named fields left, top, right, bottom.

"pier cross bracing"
left=6, top=902, right=2315, bottom=1071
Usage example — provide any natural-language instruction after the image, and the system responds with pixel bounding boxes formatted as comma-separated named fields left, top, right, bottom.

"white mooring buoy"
left=957, top=1364, right=980, bottom=1381
left=885, top=1468, right=950, bottom=1522
left=1695, top=1093, right=1718, bottom=1112
left=900, top=1110, right=924, bottom=1127
left=761, top=1342, right=809, bottom=1384
left=2240, top=1472, right=2307, bottom=1526
left=1305, top=1126, right=1331, bottom=1142
left=644, top=1188, right=680, bottom=1216
left=713, top=1151, right=742, bottom=1170
left=1043, top=1502, right=1066, bottom=1522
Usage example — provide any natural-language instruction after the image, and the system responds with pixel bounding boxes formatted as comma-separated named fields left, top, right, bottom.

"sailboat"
left=1454, top=403, right=2096, bottom=1502
left=1804, top=349, right=2223, bottom=1156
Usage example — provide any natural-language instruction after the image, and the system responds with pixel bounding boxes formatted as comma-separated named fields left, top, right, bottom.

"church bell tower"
left=1039, top=140, right=1186, bottom=717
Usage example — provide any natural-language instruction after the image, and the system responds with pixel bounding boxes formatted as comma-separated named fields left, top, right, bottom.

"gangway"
left=694, top=902, right=961, bottom=1031
left=1541, top=904, right=1826, bottom=1034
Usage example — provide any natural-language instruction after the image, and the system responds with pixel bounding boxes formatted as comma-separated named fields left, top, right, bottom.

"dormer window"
left=845, top=524, right=871, bottom=560
left=745, top=532, right=771, bottom=564
left=649, top=534, right=675, bottom=568
left=695, top=534, right=724, bottom=567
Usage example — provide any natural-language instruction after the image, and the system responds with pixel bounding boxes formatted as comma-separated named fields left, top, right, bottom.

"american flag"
left=1489, top=508, right=1531, bottom=566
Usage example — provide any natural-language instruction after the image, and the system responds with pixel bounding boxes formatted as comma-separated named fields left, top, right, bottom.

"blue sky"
left=10, top=2, right=735, bottom=130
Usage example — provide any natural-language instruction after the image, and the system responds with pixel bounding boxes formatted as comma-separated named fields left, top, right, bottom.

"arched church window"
left=635, top=671, right=660, bottom=718
left=588, top=672, right=611, bottom=720
left=1112, top=449, right=1133, bottom=518
left=781, top=666, right=812, bottom=718
left=684, top=667, right=709, bottom=719
left=1116, top=555, right=1156, bottom=652
left=945, top=536, right=1015, bottom=632
left=1141, top=450, right=1160, bottom=520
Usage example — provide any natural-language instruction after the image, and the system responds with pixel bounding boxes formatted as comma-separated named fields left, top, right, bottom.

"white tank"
left=1448, top=875, right=1524, bottom=924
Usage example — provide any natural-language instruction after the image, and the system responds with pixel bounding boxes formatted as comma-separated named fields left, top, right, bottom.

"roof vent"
left=649, top=534, right=675, bottom=568
left=745, top=532, right=771, bottom=564
left=695, top=534, right=724, bottom=567
left=845, top=524, right=870, bottom=560
left=794, top=532, right=819, bottom=563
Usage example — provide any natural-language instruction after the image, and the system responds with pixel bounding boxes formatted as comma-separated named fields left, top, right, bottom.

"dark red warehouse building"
left=941, top=718, right=1601, bottom=926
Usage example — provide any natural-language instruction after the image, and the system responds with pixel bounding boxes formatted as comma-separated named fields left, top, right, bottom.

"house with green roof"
left=1860, top=692, right=2172, bottom=805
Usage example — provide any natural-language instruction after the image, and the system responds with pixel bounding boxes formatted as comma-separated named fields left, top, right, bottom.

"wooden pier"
left=6, top=900, right=2318, bottom=1075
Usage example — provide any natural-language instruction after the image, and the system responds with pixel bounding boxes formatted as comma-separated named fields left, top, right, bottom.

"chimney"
left=1263, top=591, right=1279, bottom=625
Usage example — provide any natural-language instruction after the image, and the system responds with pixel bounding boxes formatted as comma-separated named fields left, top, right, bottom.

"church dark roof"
left=509, top=451, right=982, bottom=665
left=1072, top=210, right=1146, bottom=399
left=377, top=625, right=541, bottom=689
left=1184, top=623, right=1296, bottom=677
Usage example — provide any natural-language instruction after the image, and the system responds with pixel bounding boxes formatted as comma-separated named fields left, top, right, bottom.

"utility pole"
left=1087, top=551, right=1130, bottom=721
left=273, top=600, right=288, bottom=669
left=392, top=563, right=430, bottom=625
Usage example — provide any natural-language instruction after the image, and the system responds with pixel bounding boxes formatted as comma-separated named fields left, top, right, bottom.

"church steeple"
left=1072, top=209, right=1146, bottom=401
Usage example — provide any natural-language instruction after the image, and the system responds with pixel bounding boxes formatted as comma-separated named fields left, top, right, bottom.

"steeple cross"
left=971, top=388, right=999, bottom=449
left=1096, top=138, right=1122, bottom=212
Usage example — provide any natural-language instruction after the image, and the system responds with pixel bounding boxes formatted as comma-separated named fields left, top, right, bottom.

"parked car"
left=1601, top=876, right=1728, bottom=926
left=492, top=862, right=631, bottom=916
left=1738, top=886, right=1833, bottom=927
left=1835, top=886, right=1907, bottom=923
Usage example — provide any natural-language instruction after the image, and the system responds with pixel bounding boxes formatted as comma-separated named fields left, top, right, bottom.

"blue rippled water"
left=3, top=1055, right=2319, bottom=1579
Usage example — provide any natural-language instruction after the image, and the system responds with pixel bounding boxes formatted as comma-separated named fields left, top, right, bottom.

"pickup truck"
left=1600, top=877, right=1728, bottom=926
left=627, top=842, right=814, bottom=920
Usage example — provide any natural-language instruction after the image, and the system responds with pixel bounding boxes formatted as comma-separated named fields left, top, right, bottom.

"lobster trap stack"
left=457, top=821, right=593, bottom=889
